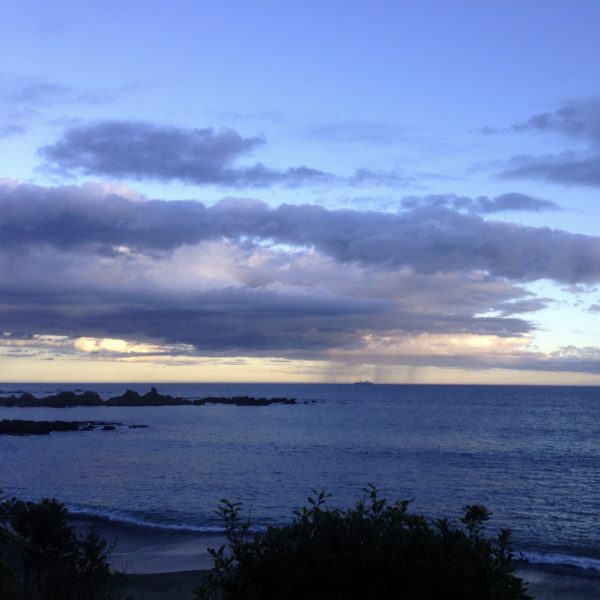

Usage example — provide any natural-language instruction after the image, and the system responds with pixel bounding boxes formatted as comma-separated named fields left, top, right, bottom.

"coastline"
left=517, top=564, right=600, bottom=599
left=71, top=518, right=222, bottom=573
left=73, top=517, right=600, bottom=599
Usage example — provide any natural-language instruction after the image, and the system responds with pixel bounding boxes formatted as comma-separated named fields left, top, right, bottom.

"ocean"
left=1, top=383, right=600, bottom=573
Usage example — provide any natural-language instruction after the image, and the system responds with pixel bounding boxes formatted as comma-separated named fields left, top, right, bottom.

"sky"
left=1, top=0, right=600, bottom=384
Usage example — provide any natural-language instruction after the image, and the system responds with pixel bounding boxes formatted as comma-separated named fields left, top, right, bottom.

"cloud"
left=0, top=234, right=536, bottom=357
left=501, top=152, right=600, bottom=186
left=347, top=168, right=412, bottom=187
left=0, top=181, right=546, bottom=360
left=0, top=123, right=27, bottom=138
left=0, top=76, right=74, bottom=106
left=39, top=121, right=421, bottom=189
left=401, top=193, right=559, bottom=214
left=0, top=74, right=114, bottom=138
left=0, top=73, right=115, bottom=107
left=39, top=121, right=333, bottom=187
left=306, top=121, right=415, bottom=144
left=499, top=98, right=600, bottom=186
left=1, top=181, right=598, bottom=374
left=511, top=98, right=600, bottom=141
left=1, top=182, right=595, bottom=284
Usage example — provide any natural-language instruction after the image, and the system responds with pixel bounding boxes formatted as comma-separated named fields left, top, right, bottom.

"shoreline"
left=73, top=517, right=600, bottom=598
left=71, top=518, right=222, bottom=573
left=517, top=563, right=600, bottom=599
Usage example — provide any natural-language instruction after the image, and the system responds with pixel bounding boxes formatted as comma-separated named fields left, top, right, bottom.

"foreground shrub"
left=0, top=497, right=116, bottom=600
left=196, top=486, right=531, bottom=600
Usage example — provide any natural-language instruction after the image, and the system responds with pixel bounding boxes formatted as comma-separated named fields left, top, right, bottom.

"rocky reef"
left=0, top=390, right=103, bottom=408
left=0, top=387, right=297, bottom=408
left=105, top=387, right=188, bottom=406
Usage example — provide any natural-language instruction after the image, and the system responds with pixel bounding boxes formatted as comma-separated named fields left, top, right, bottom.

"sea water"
left=1, top=383, right=600, bottom=571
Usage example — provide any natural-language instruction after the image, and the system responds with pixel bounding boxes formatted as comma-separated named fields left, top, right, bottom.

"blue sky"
left=1, top=1, right=600, bottom=383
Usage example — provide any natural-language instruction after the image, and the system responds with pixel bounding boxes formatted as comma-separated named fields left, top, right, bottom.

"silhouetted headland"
left=0, top=387, right=297, bottom=408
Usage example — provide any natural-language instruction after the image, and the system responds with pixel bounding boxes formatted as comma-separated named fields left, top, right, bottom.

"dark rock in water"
left=0, top=390, right=102, bottom=408
left=0, top=420, right=121, bottom=436
left=45, top=390, right=103, bottom=408
left=0, top=387, right=296, bottom=409
left=269, top=397, right=296, bottom=405
left=104, top=389, right=142, bottom=406
left=128, top=424, right=149, bottom=428
left=106, top=387, right=189, bottom=406
left=194, top=395, right=296, bottom=406
left=0, top=393, right=37, bottom=407
left=101, top=425, right=116, bottom=431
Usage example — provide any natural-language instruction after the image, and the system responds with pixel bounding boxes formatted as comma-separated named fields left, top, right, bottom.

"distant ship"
left=353, top=380, right=375, bottom=385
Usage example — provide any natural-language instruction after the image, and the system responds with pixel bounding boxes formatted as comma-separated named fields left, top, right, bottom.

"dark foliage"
left=0, top=497, right=117, bottom=600
left=196, top=486, right=531, bottom=600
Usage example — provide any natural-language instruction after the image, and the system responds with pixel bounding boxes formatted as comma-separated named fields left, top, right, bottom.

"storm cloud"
left=2, top=181, right=598, bottom=372
left=1, top=182, right=597, bottom=284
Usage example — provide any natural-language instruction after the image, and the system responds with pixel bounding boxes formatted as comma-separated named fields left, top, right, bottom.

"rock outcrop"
left=0, top=388, right=296, bottom=408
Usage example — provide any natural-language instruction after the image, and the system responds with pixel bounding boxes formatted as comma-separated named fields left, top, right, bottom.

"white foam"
left=522, top=550, right=600, bottom=572
left=66, top=505, right=224, bottom=534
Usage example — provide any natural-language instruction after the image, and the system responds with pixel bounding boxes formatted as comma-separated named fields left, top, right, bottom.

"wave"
left=57, top=506, right=600, bottom=573
left=521, top=550, right=600, bottom=572
left=66, top=505, right=225, bottom=535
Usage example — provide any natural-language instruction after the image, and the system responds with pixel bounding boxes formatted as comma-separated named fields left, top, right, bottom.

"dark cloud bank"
left=1, top=182, right=598, bottom=372
left=1, top=183, right=593, bottom=283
